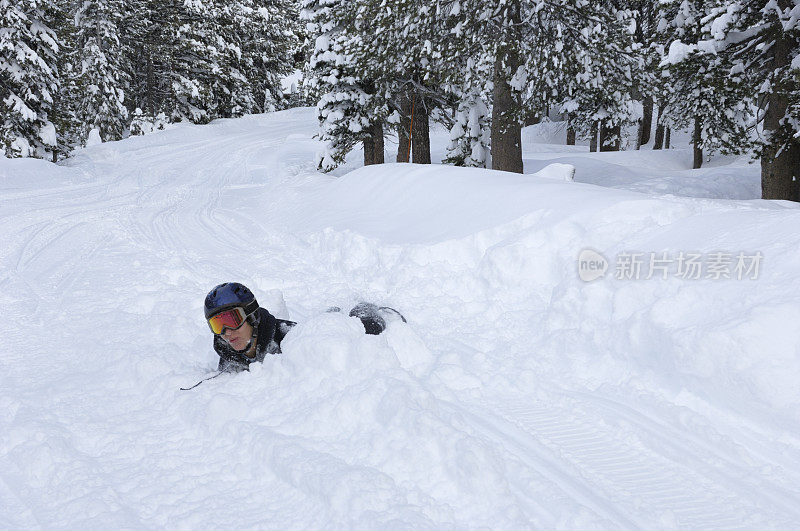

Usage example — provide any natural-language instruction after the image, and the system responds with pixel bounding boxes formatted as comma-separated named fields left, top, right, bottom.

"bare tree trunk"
left=363, top=120, right=385, bottom=166
left=373, top=121, right=384, bottom=164
left=600, top=124, right=609, bottom=151
left=692, top=116, right=702, bottom=169
left=147, top=58, right=154, bottom=117
left=363, top=132, right=375, bottom=166
left=146, top=42, right=156, bottom=117
left=490, top=0, right=523, bottom=173
left=653, top=127, right=664, bottom=149
left=653, top=104, right=665, bottom=149
left=761, top=26, right=800, bottom=200
left=653, top=105, right=664, bottom=150
left=599, top=123, right=621, bottom=151
left=665, top=127, right=671, bottom=149
left=566, top=115, right=576, bottom=145
left=612, top=124, right=621, bottom=150
left=411, top=98, right=431, bottom=164
left=638, top=96, right=654, bottom=149
left=396, top=93, right=411, bottom=162
left=762, top=136, right=799, bottom=200
left=589, top=122, right=598, bottom=152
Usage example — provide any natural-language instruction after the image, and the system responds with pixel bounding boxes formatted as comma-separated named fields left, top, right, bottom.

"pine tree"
left=443, top=50, right=493, bottom=167
left=125, top=0, right=298, bottom=127
left=72, top=0, right=129, bottom=143
left=436, top=2, right=494, bottom=166
left=701, top=0, right=800, bottom=200
left=168, top=0, right=220, bottom=123
left=301, top=0, right=385, bottom=171
left=123, top=0, right=174, bottom=121
left=445, top=90, right=491, bottom=167
left=441, top=0, right=524, bottom=171
left=632, top=0, right=660, bottom=148
left=124, top=0, right=223, bottom=126
left=49, top=1, right=81, bottom=159
left=354, top=0, right=454, bottom=164
left=229, top=0, right=300, bottom=115
left=658, top=0, right=751, bottom=168
left=555, top=2, right=641, bottom=152
left=0, top=0, right=60, bottom=158
left=441, top=0, right=640, bottom=168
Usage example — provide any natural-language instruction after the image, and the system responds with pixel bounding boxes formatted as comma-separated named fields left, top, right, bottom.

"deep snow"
left=1, top=107, right=799, bottom=529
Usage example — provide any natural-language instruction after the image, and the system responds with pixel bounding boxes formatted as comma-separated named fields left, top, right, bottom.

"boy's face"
left=221, top=319, right=254, bottom=351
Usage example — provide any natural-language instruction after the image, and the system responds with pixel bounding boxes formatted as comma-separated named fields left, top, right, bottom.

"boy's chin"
left=226, top=339, right=248, bottom=351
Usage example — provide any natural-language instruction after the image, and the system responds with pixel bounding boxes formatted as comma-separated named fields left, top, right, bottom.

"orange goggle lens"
left=207, top=307, right=247, bottom=335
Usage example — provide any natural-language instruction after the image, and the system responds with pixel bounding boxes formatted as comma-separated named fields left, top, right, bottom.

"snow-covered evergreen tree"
left=215, top=1, right=261, bottom=117
left=440, top=0, right=641, bottom=169
left=443, top=51, right=493, bottom=167
left=168, top=0, right=222, bottom=123
left=630, top=0, right=661, bottom=148
left=123, top=0, right=173, bottom=122
left=224, top=0, right=300, bottom=115
left=124, top=0, right=298, bottom=131
left=445, top=0, right=525, bottom=171
left=554, top=2, right=641, bottom=151
left=0, top=0, right=60, bottom=158
left=49, top=2, right=82, bottom=159
left=302, top=0, right=384, bottom=171
left=353, top=0, right=454, bottom=164
left=698, top=0, right=800, bottom=200
left=445, top=91, right=491, bottom=167
left=657, top=0, right=751, bottom=168
left=72, top=0, right=129, bottom=143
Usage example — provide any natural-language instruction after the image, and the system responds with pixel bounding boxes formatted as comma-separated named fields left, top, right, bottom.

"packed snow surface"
left=1, top=108, right=799, bottom=529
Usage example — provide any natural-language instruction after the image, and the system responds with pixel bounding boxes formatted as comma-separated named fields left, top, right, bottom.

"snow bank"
left=269, top=162, right=800, bottom=432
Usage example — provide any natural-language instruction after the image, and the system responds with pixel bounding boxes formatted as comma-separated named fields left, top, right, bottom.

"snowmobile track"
left=437, top=398, right=639, bottom=529
left=442, top=394, right=798, bottom=528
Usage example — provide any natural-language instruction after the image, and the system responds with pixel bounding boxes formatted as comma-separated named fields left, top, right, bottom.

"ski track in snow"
left=454, top=392, right=800, bottom=528
left=1, top=108, right=799, bottom=528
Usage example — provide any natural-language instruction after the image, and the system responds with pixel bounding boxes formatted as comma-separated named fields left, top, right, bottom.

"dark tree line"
left=4, top=0, right=800, bottom=200
left=1, top=0, right=303, bottom=160
left=302, top=0, right=800, bottom=202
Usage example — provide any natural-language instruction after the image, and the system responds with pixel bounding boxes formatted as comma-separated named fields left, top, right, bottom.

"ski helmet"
left=204, top=282, right=259, bottom=319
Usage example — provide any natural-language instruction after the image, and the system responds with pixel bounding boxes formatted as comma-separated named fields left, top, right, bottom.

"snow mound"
left=271, top=163, right=800, bottom=430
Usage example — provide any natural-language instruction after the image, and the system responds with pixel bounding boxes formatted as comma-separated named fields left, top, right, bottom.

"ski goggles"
left=207, top=307, right=248, bottom=335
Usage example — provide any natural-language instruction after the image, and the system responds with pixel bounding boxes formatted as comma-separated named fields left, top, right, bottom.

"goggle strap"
left=243, top=299, right=258, bottom=316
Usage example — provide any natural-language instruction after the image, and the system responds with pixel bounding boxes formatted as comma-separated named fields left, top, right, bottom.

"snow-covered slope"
left=1, top=107, right=798, bottom=528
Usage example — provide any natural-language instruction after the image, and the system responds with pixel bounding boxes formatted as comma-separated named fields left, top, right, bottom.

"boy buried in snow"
left=205, top=282, right=392, bottom=373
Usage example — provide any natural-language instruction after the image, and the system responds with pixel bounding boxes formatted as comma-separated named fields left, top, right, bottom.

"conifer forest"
left=3, top=0, right=800, bottom=200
